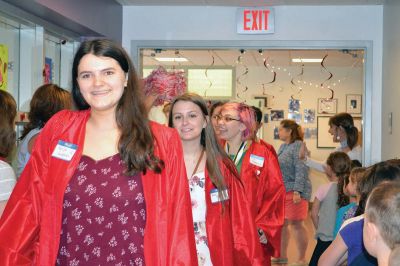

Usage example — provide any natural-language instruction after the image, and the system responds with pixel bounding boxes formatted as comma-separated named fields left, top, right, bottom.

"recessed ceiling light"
left=292, top=58, right=323, bottom=63
left=154, top=57, right=188, bottom=62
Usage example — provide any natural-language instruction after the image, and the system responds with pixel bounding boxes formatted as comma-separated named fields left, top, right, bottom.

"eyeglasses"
left=216, top=115, right=241, bottom=123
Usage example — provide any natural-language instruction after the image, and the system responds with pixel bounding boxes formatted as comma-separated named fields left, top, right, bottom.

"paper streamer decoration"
left=204, top=51, right=215, bottom=97
left=143, top=66, right=186, bottom=106
left=320, top=54, right=334, bottom=99
left=261, top=57, right=277, bottom=95
left=235, top=54, right=249, bottom=99
left=290, top=63, right=304, bottom=100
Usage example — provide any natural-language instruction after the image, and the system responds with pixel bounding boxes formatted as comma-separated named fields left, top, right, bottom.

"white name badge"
left=51, top=140, right=78, bottom=161
left=250, top=154, right=264, bottom=167
left=210, top=188, right=229, bottom=203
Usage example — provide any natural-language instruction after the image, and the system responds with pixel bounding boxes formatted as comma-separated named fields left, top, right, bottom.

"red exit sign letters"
left=237, top=7, right=275, bottom=34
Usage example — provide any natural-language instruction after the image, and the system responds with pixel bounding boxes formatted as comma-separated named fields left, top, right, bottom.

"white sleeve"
left=304, top=157, right=326, bottom=172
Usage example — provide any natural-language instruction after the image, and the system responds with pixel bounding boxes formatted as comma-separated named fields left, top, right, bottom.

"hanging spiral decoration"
left=320, top=54, right=334, bottom=99
left=203, top=50, right=215, bottom=97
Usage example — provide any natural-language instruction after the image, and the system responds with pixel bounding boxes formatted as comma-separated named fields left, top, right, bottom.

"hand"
left=293, top=191, right=301, bottom=204
left=258, top=228, right=268, bottom=244
left=299, top=141, right=310, bottom=160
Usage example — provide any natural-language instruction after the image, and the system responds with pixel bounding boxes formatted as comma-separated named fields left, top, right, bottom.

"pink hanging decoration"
left=143, top=66, right=186, bottom=106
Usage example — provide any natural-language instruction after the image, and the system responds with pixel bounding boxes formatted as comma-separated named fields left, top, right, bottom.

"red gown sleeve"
left=255, top=145, right=285, bottom=258
left=0, top=112, right=64, bottom=264
left=228, top=167, right=266, bottom=265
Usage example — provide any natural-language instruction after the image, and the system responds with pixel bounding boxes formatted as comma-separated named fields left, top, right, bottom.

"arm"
left=305, top=157, right=327, bottom=173
left=293, top=141, right=309, bottom=195
left=228, top=167, right=265, bottom=265
left=27, top=133, right=39, bottom=153
left=255, top=146, right=285, bottom=257
left=311, top=197, right=320, bottom=229
left=164, top=129, right=197, bottom=265
left=318, top=234, right=348, bottom=266
left=0, top=112, right=62, bottom=264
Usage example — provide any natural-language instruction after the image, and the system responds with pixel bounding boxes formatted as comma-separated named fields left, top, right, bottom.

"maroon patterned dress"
left=56, top=154, right=146, bottom=266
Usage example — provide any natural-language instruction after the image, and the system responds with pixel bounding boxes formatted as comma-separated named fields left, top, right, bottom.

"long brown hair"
left=21, top=84, right=72, bottom=140
left=0, top=90, right=17, bottom=158
left=169, top=93, right=240, bottom=193
left=329, top=113, right=359, bottom=149
left=326, top=151, right=351, bottom=207
left=72, top=39, right=163, bottom=175
left=280, top=119, right=303, bottom=143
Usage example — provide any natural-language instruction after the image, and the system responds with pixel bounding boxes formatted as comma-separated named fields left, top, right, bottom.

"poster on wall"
left=44, top=57, right=53, bottom=84
left=304, top=109, right=316, bottom=123
left=0, top=44, right=8, bottom=91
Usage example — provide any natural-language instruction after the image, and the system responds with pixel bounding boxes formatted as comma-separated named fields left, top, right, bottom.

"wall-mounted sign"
left=236, top=7, right=275, bottom=34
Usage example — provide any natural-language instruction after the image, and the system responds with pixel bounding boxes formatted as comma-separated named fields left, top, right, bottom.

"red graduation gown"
left=204, top=161, right=265, bottom=265
left=240, top=140, right=285, bottom=265
left=0, top=110, right=197, bottom=266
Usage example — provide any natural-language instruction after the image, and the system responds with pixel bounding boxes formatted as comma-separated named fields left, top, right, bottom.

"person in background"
left=169, top=93, right=264, bottom=265
left=363, top=181, right=400, bottom=266
left=0, top=90, right=17, bottom=217
left=217, top=102, right=285, bottom=266
left=209, top=101, right=224, bottom=138
left=274, top=119, right=311, bottom=266
left=333, top=166, right=366, bottom=237
left=251, top=106, right=263, bottom=139
left=309, top=151, right=351, bottom=266
left=17, top=84, right=72, bottom=177
left=301, top=112, right=362, bottom=172
left=319, top=159, right=400, bottom=266
left=0, top=39, right=197, bottom=265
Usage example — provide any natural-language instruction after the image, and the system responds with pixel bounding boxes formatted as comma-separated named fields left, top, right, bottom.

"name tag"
left=210, top=188, right=229, bottom=203
left=51, top=140, right=78, bottom=161
left=250, top=154, right=264, bottom=167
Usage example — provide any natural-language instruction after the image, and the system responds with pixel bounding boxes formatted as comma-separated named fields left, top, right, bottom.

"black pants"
left=309, top=238, right=332, bottom=266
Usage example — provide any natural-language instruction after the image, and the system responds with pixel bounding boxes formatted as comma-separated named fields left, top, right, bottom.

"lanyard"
left=191, top=148, right=205, bottom=177
left=225, top=141, right=248, bottom=166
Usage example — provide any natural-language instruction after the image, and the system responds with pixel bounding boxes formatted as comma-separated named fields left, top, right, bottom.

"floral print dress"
left=188, top=171, right=212, bottom=266
left=56, top=154, right=146, bottom=266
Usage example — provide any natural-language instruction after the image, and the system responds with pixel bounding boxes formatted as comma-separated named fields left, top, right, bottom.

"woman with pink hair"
left=217, top=102, right=285, bottom=265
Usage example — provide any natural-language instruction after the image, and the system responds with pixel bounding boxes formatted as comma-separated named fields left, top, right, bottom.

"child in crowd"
left=309, top=151, right=351, bottom=266
left=333, top=166, right=366, bottom=236
left=363, top=181, right=400, bottom=266
left=319, top=159, right=400, bottom=266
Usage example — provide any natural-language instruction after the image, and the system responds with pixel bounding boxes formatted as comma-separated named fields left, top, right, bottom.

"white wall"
left=382, top=0, right=400, bottom=159
left=122, top=5, right=383, bottom=164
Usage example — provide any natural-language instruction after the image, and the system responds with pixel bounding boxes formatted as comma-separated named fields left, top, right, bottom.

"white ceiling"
left=141, top=48, right=364, bottom=68
left=116, top=0, right=384, bottom=6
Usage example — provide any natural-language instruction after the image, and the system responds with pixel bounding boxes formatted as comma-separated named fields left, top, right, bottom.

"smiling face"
left=172, top=100, right=207, bottom=143
left=217, top=109, right=245, bottom=142
left=77, top=54, right=127, bottom=113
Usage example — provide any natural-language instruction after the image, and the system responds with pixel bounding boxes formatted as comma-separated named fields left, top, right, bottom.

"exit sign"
left=237, top=7, right=275, bottom=34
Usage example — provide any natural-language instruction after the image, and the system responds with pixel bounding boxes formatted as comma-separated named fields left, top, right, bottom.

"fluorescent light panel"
left=155, top=57, right=188, bottom=62
left=292, top=58, right=323, bottom=63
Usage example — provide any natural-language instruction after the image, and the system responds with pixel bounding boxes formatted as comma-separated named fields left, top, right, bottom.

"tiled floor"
left=272, top=212, right=317, bottom=266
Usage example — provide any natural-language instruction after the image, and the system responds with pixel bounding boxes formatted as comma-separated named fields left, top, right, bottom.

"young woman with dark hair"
left=169, top=93, right=264, bottom=265
left=0, top=39, right=197, bottom=265
left=301, top=112, right=362, bottom=172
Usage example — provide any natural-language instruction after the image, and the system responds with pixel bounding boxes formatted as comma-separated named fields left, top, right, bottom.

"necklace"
left=191, top=148, right=205, bottom=177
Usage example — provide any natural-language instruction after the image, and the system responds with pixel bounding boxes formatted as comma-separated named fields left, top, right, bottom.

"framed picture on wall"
left=317, top=98, right=337, bottom=114
left=346, top=94, right=362, bottom=114
left=317, top=116, right=336, bottom=148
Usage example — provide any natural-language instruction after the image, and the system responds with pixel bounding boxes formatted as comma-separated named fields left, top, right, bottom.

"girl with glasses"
left=217, top=102, right=285, bottom=266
